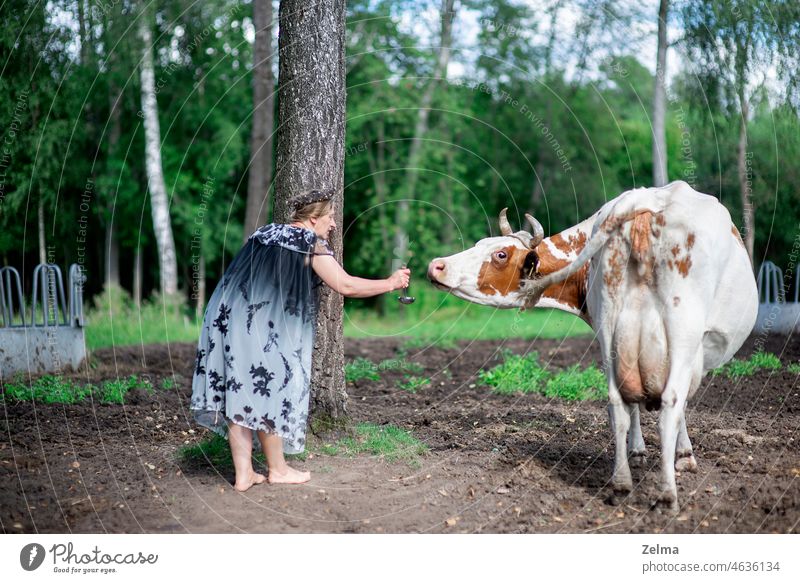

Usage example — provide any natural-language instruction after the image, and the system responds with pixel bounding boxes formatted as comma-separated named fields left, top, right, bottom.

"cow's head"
left=427, top=209, right=545, bottom=308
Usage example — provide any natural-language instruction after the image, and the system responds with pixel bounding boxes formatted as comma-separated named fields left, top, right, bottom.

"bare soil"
left=2, top=333, right=798, bottom=533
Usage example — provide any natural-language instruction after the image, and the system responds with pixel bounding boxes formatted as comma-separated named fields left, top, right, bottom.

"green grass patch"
left=544, top=364, right=607, bottom=401
left=479, top=351, right=607, bottom=401
left=84, top=284, right=199, bottom=350
left=712, top=352, right=782, bottom=379
left=479, top=351, right=550, bottom=395
left=395, top=375, right=431, bottom=393
left=182, top=422, right=427, bottom=467
left=3, top=373, right=156, bottom=405
left=345, top=357, right=381, bottom=382
left=787, top=362, right=800, bottom=374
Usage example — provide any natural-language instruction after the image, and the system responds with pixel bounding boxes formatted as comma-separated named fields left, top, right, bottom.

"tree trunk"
left=38, top=198, right=46, bottom=265
left=195, top=252, right=206, bottom=320
left=393, top=0, right=456, bottom=265
left=138, top=8, right=179, bottom=296
left=652, top=0, right=669, bottom=187
left=133, top=245, right=142, bottom=307
left=274, top=0, right=347, bottom=422
left=105, top=225, right=120, bottom=287
left=243, top=0, right=276, bottom=241
left=737, top=91, right=755, bottom=263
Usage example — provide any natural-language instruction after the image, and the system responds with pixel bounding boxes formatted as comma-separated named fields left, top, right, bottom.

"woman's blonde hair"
left=291, top=199, right=333, bottom=222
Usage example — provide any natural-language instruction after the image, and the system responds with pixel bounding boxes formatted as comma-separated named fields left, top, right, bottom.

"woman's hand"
left=387, top=268, right=411, bottom=291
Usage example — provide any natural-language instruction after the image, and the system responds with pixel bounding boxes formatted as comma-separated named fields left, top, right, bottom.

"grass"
left=544, top=364, right=607, bottom=401
left=84, top=283, right=592, bottom=351
left=479, top=351, right=607, bottom=401
left=712, top=352, right=782, bottom=379
left=345, top=356, right=425, bottom=385
left=787, top=363, right=800, bottom=374
left=181, top=422, right=428, bottom=468
left=479, top=351, right=551, bottom=395
left=395, top=375, right=431, bottom=393
left=2, top=373, right=155, bottom=405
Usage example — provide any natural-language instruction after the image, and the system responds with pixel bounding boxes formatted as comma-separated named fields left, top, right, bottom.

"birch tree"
left=652, top=0, right=668, bottom=187
left=243, top=0, right=276, bottom=241
left=138, top=5, right=179, bottom=295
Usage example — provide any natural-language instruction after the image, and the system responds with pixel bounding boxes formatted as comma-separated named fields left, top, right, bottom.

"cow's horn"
left=525, top=214, right=544, bottom=248
left=499, top=208, right=513, bottom=236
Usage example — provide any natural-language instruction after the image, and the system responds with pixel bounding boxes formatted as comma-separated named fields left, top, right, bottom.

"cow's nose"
left=427, top=260, right=446, bottom=281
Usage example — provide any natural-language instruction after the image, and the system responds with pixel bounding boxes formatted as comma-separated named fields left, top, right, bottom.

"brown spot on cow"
left=671, top=244, right=680, bottom=257
left=534, top=237, right=589, bottom=314
left=477, top=246, right=532, bottom=296
left=655, top=212, right=666, bottom=227
left=630, top=211, right=655, bottom=283
left=673, top=296, right=680, bottom=307
left=675, top=255, right=692, bottom=277
left=602, top=239, right=625, bottom=298
left=549, top=230, right=588, bottom=256
left=686, top=232, right=695, bottom=249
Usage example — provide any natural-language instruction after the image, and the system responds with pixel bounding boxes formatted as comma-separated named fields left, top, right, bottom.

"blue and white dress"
left=190, top=223, right=333, bottom=454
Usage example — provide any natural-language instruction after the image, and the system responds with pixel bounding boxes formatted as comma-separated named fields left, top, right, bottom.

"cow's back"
left=587, top=181, right=758, bottom=405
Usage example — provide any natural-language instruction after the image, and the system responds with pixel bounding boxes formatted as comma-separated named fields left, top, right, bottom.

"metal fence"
left=0, top=263, right=86, bottom=378
left=753, top=260, right=800, bottom=335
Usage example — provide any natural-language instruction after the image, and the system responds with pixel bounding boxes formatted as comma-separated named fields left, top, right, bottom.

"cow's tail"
left=522, top=191, right=668, bottom=303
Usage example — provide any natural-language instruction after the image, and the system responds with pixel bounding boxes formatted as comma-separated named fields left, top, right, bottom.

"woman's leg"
left=256, top=431, right=311, bottom=484
left=227, top=422, right=267, bottom=491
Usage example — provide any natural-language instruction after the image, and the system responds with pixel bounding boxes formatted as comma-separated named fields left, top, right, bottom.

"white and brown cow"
left=427, top=181, right=758, bottom=511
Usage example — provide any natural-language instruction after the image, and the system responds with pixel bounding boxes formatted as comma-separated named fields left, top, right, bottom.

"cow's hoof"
left=675, top=454, right=697, bottom=473
left=629, top=452, right=647, bottom=468
left=652, top=491, right=679, bottom=514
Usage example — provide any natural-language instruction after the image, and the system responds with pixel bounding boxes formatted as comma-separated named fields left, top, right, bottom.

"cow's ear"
left=521, top=250, right=538, bottom=278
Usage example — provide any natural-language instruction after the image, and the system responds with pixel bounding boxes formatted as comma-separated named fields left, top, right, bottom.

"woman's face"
left=312, top=207, right=336, bottom=239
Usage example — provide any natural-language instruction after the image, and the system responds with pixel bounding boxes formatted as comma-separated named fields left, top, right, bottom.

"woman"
left=190, top=189, right=410, bottom=491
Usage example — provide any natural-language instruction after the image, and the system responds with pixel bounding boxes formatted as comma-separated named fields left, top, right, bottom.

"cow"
left=427, top=181, right=758, bottom=511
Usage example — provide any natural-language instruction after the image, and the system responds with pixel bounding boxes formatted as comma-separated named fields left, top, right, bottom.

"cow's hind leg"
left=657, top=348, right=702, bottom=512
left=675, top=407, right=697, bottom=473
left=607, top=392, right=633, bottom=496
left=628, top=405, right=647, bottom=467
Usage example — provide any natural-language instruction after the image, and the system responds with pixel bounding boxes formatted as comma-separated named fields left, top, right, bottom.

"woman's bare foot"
left=233, top=471, right=267, bottom=492
left=268, top=465, right=311, bottom=484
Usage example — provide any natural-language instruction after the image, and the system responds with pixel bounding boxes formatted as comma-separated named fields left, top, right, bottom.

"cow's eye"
left=494, top=250, right=507, bottom=261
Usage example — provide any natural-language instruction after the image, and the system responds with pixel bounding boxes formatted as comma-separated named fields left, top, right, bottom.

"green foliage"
left=479, top=351, right=550, bottom=395
left=787, top=363, right=800, bottom=375
left=545, top=364, right=607, bottom=401
left=712, top=352, right=782, bottom=379
left=2, top=373, right=154, bottom=404
left=345, top=358, right=381, bottom=382
left=84, top=285, right=198, bottom=350
left=480, top=351, right=607, bottom=401
left=3, top=375, right=94, bottom=405
left=333, top=423, right=428, bottom=464
left=395, top=375, right=431, bottom=393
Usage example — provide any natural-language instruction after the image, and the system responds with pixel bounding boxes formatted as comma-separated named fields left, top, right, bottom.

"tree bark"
left=393, top=0, right=456, bottom=265
left=105, top=225, right=120, bottom=287
left=243, top=0, right=276, bottom=241
left=652, top=0, right=669, bottom=187
left=133, top=245, right=142, bottom=307
left=38, top=198, right=46, bottom=265
left=737, top=90, right=755, bottom=263
left=274, top=0, right=347, bottom=421
left=138, top=7, right=179, bottom=296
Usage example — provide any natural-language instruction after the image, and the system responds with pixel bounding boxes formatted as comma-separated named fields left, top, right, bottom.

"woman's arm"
left=312, top=255, right=410, bottom=298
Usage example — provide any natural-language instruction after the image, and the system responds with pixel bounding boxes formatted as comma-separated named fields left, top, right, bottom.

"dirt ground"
left=1, top=333, right=798, bottom=534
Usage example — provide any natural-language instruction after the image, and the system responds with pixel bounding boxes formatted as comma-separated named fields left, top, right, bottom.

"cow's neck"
left=532, top=216, right=596, bottom=322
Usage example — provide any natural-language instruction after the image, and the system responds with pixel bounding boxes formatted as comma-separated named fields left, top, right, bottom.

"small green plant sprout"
left=712, top=351, right=782, bottom=379
left=545, top=364, right=607, bottom=401
left=345, top=357, right=380, bottom=382
left=395, top=375, right=431, bottom=393
left=161, top=376, right=177, bottom=390
left=3, top=375, right=94, bottom=404
left=479, top=351, right=549, bottom=395
left=99, top=374, right=152, bottom=404
left=787, top=362, right=800, bottom=374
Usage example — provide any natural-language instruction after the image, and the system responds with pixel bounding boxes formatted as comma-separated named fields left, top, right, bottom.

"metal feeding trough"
left=752, top=260, right=800, bottom=335
left=0, top=263, right=86, bottom=378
